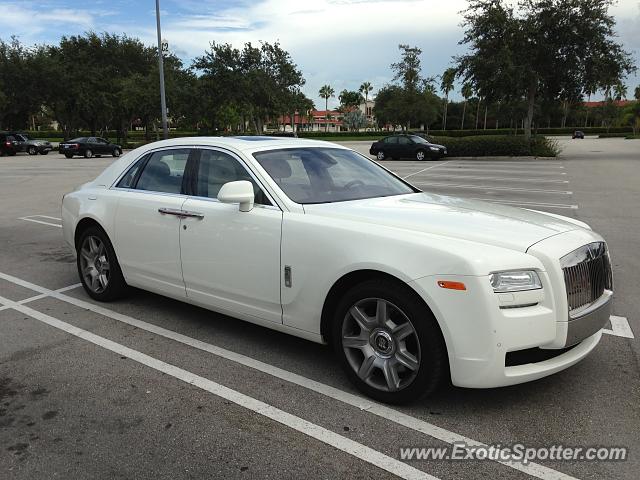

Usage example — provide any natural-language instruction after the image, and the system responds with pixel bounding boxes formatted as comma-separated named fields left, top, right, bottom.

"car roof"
left=134, top=136, right=343, bottom=153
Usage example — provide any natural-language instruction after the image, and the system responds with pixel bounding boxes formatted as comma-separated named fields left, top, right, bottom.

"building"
left=277, top=99, right=377, bottom=133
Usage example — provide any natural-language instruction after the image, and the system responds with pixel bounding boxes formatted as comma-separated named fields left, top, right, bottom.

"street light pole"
left=155, top=0, right=169, bottom=140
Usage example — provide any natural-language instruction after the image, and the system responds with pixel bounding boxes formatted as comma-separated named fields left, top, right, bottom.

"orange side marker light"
left=437, top=280, right=467, bottom=291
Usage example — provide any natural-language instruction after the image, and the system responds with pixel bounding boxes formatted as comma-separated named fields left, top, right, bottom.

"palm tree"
left=439, top=68, right=456, bottom=130
left=614, top=82, right=627, bottom=101
left=319, top=85, right=335, bottom=133
left=359, top=81, right=373, bottom=122
left=460, top=83, right=473, bottom=130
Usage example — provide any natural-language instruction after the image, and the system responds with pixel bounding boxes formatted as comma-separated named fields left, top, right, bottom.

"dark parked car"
left=572, top=130, right=585, bottom=139
left=0, top=132, right=20, bottom=156
left=59, top=137, right=122, bottom=158
left=11, top=133, right=53, bottom=155
left=369, top=134, right=447, bottom=161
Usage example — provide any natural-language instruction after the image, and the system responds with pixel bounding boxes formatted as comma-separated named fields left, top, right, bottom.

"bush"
left=429, top=135, right=560, bottom=157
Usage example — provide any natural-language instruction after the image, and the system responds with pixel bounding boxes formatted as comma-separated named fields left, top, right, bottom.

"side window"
left=116, top=155, right=148, bottom=189
left=384, top=137, right=398, bottom=144
left=88, top=137, right=97, bottom=143
left=398, top=136, right=411, bottom=145
left=196, top=149, right=271, bottom=206
left=136, top=149, right=190, bottom=194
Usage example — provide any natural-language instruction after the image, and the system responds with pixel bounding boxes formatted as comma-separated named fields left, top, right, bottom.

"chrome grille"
left=561, top=242, right=613, bottom=317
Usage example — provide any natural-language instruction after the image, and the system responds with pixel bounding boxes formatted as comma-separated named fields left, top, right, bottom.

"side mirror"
left=217, top=180, right=254, bottom=212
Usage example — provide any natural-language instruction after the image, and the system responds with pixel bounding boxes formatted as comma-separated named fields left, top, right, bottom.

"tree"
left=440, top=68, right=456, bottom=130
left=342, top=110, right=367, bottom=131
left=338, top=89, right=363, bottom=110
left=460, top=83, right=473, bottom=129
left=391, top=44, right=422, bottom=92
left=635, top=85, right=640, bottom=101
left=456, top=0, right=636, bottom=139
left=359, top=81, right=373, bottom=121
left=613, top=82, right=627, bottom=101
left=318, top=84, right=335, bottom=132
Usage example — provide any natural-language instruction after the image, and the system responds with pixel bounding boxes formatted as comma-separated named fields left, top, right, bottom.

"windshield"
left=253, top=147, right=417, bottom=204
left=69, top=137, right=87, bottom=143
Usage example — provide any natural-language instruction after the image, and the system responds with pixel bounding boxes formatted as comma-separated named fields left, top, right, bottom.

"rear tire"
left=376, top=150, right=386, bottom=161
left=40, top=150, right=49, bottom=155
left=64, top=153, right=73, bottom=158
left=76, top=226, right=128, bottom=301
left=28, top=146, right=37, bottom=155
left=84, top=149, right=93, bottom=159
left=332, top=278, right=447, bottom=404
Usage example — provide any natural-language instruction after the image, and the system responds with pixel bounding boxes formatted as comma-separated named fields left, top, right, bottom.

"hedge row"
left=429, top=135, right=560, bottom=157
left=300, top=126, right=632, bottom=139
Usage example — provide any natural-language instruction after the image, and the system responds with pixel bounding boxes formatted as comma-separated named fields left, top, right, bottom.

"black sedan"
left=572, top=130, right=585, bottom=139
left=369, top=134, right=447, bottom=161
left=59, top=137, right=122, bottom=158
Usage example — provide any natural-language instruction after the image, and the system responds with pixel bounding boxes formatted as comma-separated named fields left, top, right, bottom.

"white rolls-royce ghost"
left=62, top=137, right=613, bottom=403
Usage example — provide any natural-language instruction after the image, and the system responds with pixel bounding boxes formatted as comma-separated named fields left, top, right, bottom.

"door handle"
left=158, top=208, right=204, bottom=219
left=181, top=210, right=205, bottom=219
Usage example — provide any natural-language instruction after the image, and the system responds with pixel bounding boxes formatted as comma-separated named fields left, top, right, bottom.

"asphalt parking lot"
left=0, top=137, right=638, bottom=480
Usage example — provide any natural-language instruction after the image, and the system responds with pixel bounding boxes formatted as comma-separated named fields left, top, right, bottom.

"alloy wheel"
left=80, top=235, right=110, bottom=294
left=376, top=151, right=385, bottom=161
left=342, top=298, right=421, bottom=392
left=416, top=150, right=426, bottom=161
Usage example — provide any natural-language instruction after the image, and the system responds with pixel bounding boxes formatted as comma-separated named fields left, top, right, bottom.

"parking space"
left=1, top=141, right=638, bottom=479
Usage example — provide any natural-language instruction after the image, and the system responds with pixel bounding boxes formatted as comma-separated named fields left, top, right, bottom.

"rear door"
left=113, top=147, right=194, bottom=298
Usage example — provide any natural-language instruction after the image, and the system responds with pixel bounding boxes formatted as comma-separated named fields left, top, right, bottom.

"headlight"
left=490, top=270, right=542, bottom=292
left=429, top=146, right=439, bottom=151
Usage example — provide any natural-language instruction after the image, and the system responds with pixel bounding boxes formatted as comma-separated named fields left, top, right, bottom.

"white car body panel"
left=62, top=137, right=613, bottom=390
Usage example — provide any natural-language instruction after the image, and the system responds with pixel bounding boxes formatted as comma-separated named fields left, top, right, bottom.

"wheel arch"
left=320, top=269, right=447, bottom=352
left=74, top=216, right=109, bottom=249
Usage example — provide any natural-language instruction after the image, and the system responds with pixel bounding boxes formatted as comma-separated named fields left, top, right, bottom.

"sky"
left=0, top=0, right=638, bottom=109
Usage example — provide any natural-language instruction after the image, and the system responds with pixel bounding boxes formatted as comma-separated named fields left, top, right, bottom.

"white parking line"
left=0, top=283, right=81, bottom=312
left=464, top=198, right=579, bottom=209
left=433, top=167, right=566, bottom=176
left=18, top=216, right=62, bottom=228
left=602, top=316, right=634, bottom=339
left=401, top=161, right=456, bottom=180
left=418, top=173, right=570, bottom=184
left=0, top=271, right=578, bottom=480
left=412, top=182, right=573, bottom=195
left=0, top=294, right=435, bottom=480
left=451, top=161, right=564, bottom=167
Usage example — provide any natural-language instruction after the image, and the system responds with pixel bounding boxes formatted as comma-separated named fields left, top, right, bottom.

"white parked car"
left=62, top=137, right=613, bottom=403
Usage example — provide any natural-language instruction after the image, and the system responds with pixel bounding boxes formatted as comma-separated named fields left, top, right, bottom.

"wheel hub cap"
left=371, top=329, right=395, bottom=356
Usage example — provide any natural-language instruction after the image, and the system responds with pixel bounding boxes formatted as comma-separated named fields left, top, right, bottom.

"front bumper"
left=409, top=230, right=612, bottom=389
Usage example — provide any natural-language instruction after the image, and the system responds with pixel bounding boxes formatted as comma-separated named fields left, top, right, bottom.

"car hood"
left=303, top=192, right=581, bottom=252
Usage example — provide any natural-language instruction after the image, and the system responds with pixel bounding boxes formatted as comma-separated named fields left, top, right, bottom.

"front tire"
left=112, top=147, right=121, bottom=157
left=84, top=149, right=93, bottom=159
left=332, top=278, right=447, bottom=404
left=416, top=150, right=426, bottom=161
left=76, top=226, right=127, bottom=301
left=64, top=153, right=74, bottom=158
left=40, top=150, right=49, bottom=155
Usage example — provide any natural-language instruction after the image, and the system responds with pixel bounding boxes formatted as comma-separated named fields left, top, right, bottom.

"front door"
left=179, top=148, right=283, bottom=324
left=113, top=147, right=193, bottom=298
